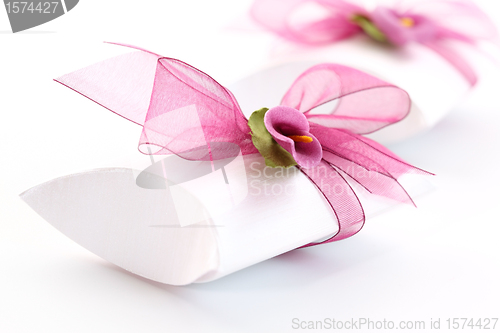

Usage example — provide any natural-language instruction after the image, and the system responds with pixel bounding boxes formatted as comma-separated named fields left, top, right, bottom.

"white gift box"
left=21, top=154, right=428, bottom=285
left=20, top=44, right=440, bottom=285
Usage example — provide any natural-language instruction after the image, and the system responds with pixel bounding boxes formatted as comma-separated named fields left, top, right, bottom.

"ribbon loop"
left=250, top=0, right=365, bottom=45
left=281, top=63, right=411, bottom=134
left=139, top=57, right=256, bottom=160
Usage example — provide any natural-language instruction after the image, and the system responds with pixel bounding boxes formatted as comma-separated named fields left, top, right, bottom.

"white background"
left=1, top=0, right=500, bottom=332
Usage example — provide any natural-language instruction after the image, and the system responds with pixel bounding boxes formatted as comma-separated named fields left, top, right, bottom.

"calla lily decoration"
left=249, top=106, right=323, bottom=168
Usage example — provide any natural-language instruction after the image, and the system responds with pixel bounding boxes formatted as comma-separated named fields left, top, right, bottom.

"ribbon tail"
left=299, top=160, right=365, bottom=247
left=311, top=126, right=431, bottom=205
left=55, top=48, right=161, bottom=126
left=422, top=40, right=478, bottom=86
left=322, top=149, right=416, bottom=206
left=298, top=127, right=431, bottom=247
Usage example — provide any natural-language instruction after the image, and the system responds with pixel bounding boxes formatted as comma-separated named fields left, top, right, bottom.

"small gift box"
left=246, top=0, right=498, bottom=143
left=21, top=44, right=430, bottom=285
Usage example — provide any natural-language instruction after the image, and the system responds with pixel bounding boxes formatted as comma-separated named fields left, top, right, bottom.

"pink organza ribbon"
left=55, top=44, right=429, bottom=247
left=251, top=0, right=498, bottom=86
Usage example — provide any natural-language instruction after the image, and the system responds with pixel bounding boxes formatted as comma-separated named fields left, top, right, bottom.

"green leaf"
left=352, top=15, right=388, bottom=43
left=248, top=108, right=297, bottom=168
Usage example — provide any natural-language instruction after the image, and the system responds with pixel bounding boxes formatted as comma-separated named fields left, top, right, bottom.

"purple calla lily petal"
left=264, top=106, right=323, bottom=168
left=370, top=6, right=438, bottom=45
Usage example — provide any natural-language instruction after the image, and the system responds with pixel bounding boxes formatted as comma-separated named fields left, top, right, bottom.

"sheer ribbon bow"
left=56, top=44, right=429, bottom=247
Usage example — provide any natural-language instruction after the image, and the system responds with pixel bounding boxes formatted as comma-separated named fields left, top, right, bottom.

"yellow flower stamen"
left=400, top=17, right=415, bottom=28
left=287, top=135, right=313, bottom=143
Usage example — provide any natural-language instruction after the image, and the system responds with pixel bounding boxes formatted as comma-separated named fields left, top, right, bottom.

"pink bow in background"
left=56, top=44, right=430, bottom=247
left=251, top=0, right=498, bottom=86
